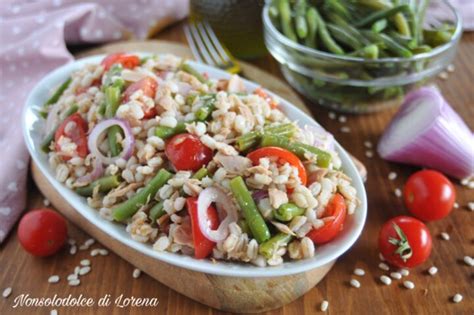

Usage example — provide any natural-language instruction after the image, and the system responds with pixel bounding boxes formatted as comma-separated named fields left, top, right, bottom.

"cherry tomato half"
left=165, top=133, right=213, bottom=171
left=307, top=193, right=346, bottom=244
left=403, top=170, right=456, bottom=221
left=122, top=77, right=158, bottom=118
left=54, top=113, right=89, bottom=161
left=186, top=197, right=219, bottom=259
left=18, top=209, right=68, bottom=257
left=379, top=216, right=432, bottom=268
left=101, top=53, right=140, bottom=71
left=247, top=147, right=307, bottom=186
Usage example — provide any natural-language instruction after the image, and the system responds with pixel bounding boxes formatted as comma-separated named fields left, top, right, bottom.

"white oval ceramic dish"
left=22, top=54, right=367, bottom=278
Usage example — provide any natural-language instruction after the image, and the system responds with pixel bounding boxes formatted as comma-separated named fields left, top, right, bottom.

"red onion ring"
left=197, top=187, right=238, bottom=242
left=76, top=158, right=104, bottom=185
left=88, top=118, right=135, bottom=165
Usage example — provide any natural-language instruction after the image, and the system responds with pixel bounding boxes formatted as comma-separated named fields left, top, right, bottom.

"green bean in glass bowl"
left=263, top=0, right=462, bottom=113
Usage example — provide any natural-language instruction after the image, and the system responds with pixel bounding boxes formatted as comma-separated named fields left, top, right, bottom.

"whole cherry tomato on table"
left=18, top=209, right=68, bottom=257
left=403, top=170, right=456, bottom=221
left=54, top=113, right=89, bottom=161
left=307, top=193, right=347, bottom=244
left=165, top=133, right=213, bottom=171
left=379, top=216, right=432, bottom=268
left=101, top=53, right=140, bottom=71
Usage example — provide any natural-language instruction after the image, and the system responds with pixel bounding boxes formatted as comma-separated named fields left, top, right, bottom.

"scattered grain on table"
left=350, top=279, right=361, bottom=288
left=2, top=287, right=12, bottom=298
left=48, top=275, right=60, bottom=283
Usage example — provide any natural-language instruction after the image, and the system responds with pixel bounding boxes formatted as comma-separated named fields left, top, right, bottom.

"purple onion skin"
left=252, top=190, right=269, bottom=202
left=378, top=87, right=474, bottom=179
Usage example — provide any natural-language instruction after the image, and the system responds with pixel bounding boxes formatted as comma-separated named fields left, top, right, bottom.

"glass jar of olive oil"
left=190, top=0, right=267, bottom=59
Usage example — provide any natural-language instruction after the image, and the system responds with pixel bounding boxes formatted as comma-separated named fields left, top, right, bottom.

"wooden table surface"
left=1, top=21, right=473, bottom=315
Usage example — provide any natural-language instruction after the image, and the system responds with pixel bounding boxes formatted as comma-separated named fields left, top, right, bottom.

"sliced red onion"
left=303, top=124, right=335, bottom=151
left=76, top=158, right=104, bottom=185
left=378, top=86, right=474, bottom=180
left=252, top=189, right=269, bottom=202
left=197, top=187, right=239, bottom=242
left=88, top=118, right=135, bottom=165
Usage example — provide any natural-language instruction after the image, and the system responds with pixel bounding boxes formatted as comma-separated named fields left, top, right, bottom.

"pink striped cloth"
left=0, top=0, right=189, bottom=243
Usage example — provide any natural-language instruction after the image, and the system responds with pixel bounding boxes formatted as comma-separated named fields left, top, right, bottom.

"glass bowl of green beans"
left=263, top=0, right=462, bottom=113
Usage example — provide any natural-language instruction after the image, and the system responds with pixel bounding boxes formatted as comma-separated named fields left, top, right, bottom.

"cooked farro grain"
left=42, top=53, right=359, bottom=266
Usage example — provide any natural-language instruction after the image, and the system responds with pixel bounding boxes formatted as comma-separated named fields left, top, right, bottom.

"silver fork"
left=184, top=21, right=241, bottom=74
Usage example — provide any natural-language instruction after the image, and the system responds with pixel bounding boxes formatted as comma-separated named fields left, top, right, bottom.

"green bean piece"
left=371, top=19, right=387, bottom=33
left=230, top=176, right=270, bottom=244
left=97, top=101, right=106, bottom=116
left=236, top=123, right=297, bottom=151
left=104, top=86, right=122, bottom=157
left=259, top=233, right=293, bottom=259
left=102, top=64, right=123, bottom=88
left=195, top=95, right=216, bottom=121
left=269, top=5, right=279, bottom=25
left=363, top=31, right=412, bottom=58
left=40, top=104, right=79, bottom=153
left=357, top=0, right=392, bottom=10
left=274, top=203, right=305, bottom=222
left=180, top=63, right=207, bottom=83
left=305, top=7, right=318, bottom=48
left=422, top=29, right=453, bottom=47
left=43, top=78, right=72, bottom=108
left=360, top=44, right=379, bottom=59
left=149, top=201, right=166, bottom=223
left=155, top=122, right=187, bottom=139
left=411, top=45, right=432, bottom=54
left=327, top=23, right=362, bottom=51
left=393, top=12, right=411, bottom=37
left=314, top=8, right=344, bottom=55
left=261, top=134, right=332, bottom=168
left=276, top=0, right=297, bottom=42
left=326, top=13, right=372, bottom=46
left=192, top=167, right=208, bottom=180
left=355, top=5, right=409, bottom=27
left=113, top=169, right=173, bottom=222
left=294, top=0, right=308, bottom=39
left=75, top=175, right=121, bottom=197
left=388, top=31, right=417, bottom=49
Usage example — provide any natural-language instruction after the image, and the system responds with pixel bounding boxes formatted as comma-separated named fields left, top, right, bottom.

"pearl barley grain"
left=388, top=172, right=397, bottom=180
left=2, top=287, right=12, bottom=298
left=378, top=262, right=390, bottom=271
left=354, top=268, right=365, bottom=276
left=403, top=281, right=415, bottom=290
left=390, top=272, right=402, bottom=280
left=133, top=268, right=142, bottom=279
left=48, top=275, right=60, bottom=283
left=50, top=310, right=58, bottom=315
left=428, top=266, right=438, bottom=276
left=463, top=256, right=474, bottom=267
left=380, top=275, right=392, bottom=285
left=453, top=294, right=463, bottom=303
left=350, top=279, right=361, bottom=288
left=321, top=300, right=329, bottom=312
left=399, top=269, right=410, bottom=277
left=440, top=232, right=450, bottom=241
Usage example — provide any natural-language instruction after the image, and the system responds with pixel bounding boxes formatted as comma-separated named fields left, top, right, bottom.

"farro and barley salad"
left=41, top=53, right=360, bottom=266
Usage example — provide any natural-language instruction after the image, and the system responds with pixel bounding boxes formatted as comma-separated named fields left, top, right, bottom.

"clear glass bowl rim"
left=262, top=0, right=463, bottom=64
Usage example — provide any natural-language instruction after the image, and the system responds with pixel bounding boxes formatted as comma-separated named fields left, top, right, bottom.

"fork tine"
left=196, top=22, right=225, bottom=66
left=183, top=25, right=204, bottom=64
left=202, top=21, right=232, bottom=63
left=188, top=22, right=215, bottom=66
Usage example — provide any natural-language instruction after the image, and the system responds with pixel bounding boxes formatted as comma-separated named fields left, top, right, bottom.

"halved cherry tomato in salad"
left=254, top=87, right=278, bottom=109
left=247, top=147, right=307, bottom=186
left=379, top=216, right=432, bottom=268
left=186, top=197, right=219, bottom=259
left=307, top=193, right=346, bottom=244
left=165, top=133, right=213, bottom=171
left=54, top=113, right=89, bottom=161
left=122, top=77, right=158, bottom=118
left=18, top=208, right=68, bottom=257
left=101, top=53, right=140, bottom=71
left=403, top=170, right=455, bottom=222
